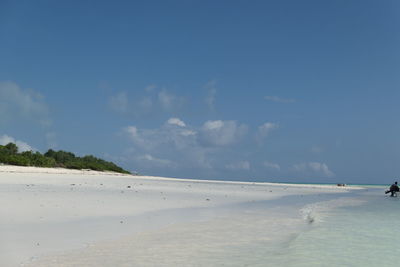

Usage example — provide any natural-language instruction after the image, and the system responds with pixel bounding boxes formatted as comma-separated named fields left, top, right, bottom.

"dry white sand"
left=0, top=165, right=362, bottom=267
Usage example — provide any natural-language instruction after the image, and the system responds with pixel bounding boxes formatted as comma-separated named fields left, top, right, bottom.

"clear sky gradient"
left=1, top=0, right=399, bottom=184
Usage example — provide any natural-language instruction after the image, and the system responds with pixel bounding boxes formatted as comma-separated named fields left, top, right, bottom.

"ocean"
left=279, top=186, right=399, bottom=267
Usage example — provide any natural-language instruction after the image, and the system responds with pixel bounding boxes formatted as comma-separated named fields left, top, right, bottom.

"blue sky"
left=1, top=0, right=399, bottom=184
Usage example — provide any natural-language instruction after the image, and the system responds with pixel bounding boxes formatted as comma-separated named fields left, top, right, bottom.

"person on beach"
left=385, top=182, right=399, bottom=197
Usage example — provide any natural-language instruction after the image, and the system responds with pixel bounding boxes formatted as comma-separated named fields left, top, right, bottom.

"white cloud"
left=136, top=154, right=175, bottom=168
left=108, top=87, right=154, bottom=115
left=265, top=95, right=296, bottom=103
left=158, top=90, right=174, bottom=110
left=124, top=126, right=154, bottom=150
left=125, top=126, right=141, bottom=144
left=204, top=120, right=224, bottom=130
left=158, top=89, right=184, bottom=111
left=0, top=81, right=51, bottom=126
left=0, top=135, right=34, bottom=152
left=123, top=123, right=210, bottom=170
left=226, top=161, right=250, bottom=171
left=263, top=161, right=281, bottom=171
left=199, top=120, right=248, bottom=146
left=205, top=80, right=217, bottom=111
left=308, top=162, right=334, bottom=177
left=256, top=122, right=278, bottom=144
left=109, top=85, right=185, bottom=116
left=293, top=162, right=334, bottom=177
left=181, top=130, right=196, bottom=136
left=123, top=119, right=249, bottom=172
left=125, top=126, right=138, bottom=137
left=167, top=118, right=186, bottom=127
left=124, top=122, right=196, bottom=152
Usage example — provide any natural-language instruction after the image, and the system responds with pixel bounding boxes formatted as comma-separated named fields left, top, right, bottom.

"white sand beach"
left=0, top=165, right=363, bottom=267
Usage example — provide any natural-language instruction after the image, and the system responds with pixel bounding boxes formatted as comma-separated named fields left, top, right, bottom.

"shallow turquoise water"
left=203, top=186, right=398, bottom=267
left=279, top=187, right=400, bottom=267
left=143, top=187, right=397, bottom=267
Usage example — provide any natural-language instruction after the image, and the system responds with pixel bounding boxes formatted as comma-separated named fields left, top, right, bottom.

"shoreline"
left=0, top=165, right=364, bottom=266
left=0, top=164, right=365, bottom=189
left=25, top=191, right=367, bottom=267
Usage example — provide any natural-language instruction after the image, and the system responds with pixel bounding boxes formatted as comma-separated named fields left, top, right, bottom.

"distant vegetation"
left=0, top=143, right=130, bottom=174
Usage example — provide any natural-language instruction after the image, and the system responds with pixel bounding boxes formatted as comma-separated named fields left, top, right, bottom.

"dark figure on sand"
left=385, top=182, right=399, bottom=197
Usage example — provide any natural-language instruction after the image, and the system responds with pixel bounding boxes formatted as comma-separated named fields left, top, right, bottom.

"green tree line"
left=0, top=143, right=130, bottom=174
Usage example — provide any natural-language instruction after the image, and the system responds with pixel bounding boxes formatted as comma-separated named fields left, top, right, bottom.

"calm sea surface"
left=160, top=186, right=397, bottom=267
left=268, top=186, right=399, bottom=267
